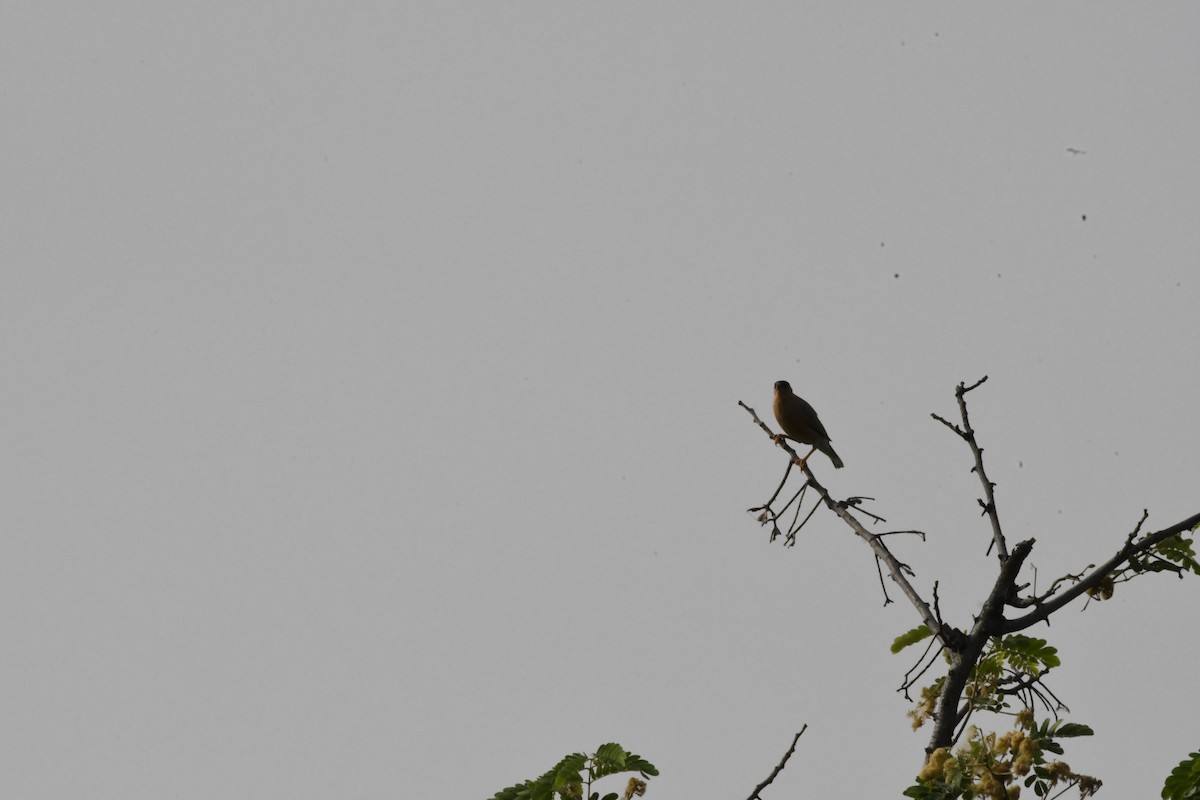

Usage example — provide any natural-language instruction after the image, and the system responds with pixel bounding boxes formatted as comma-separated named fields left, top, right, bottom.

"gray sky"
left=3, top=4, right=1198, bottom=798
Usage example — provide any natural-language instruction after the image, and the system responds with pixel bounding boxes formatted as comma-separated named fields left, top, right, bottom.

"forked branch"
left=931, top=375, right=1008, bottom=560
left=1004, top=510, right=1200, bottom=632
left=740, top=400, right=957, bottom=649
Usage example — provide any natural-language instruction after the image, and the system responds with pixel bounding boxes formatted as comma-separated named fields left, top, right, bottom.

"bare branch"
left=740, top=399, right=951, bottom=648
left=1003, top=511, right=1200, bottom=633
left=759, top=459, right=795, bottom=512
left=873, top=556, right=894, bottom=605
left=841, top=496, right=888, bottom=524
left=961, top=375, right=988, bottom=393
left=805, top=462, right=949, bottom=640
left=738, top=400, right=776, bottom=438
left=933, top=376, right=1008, bottom=560
left=1008, top=564, right=1093, bottom=608
left=746, top=725, right=808, bottom=800
left=787, top=494, right=822, bottom=546
left=930, top=413, right=964, bottom=436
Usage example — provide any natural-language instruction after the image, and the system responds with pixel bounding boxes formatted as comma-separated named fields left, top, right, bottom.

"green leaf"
left=1155, top=537, right=1200, bottom=575
left=1162, top=751, right=1200, bottom=800
left=591, top=743, right=628, bottom=778
left=551, top=753, right=588, bottom=789
left=891, top=625, right=933, bottom=653
left=594, top=743, right=627, bottom=766
left=489, top=745, right=656, bottom=800
left=488, top=783, right=532, bottom=800
left=1053, top=723, right=1094, bottom=738
left=999, top=634, right=1061, bottom=670
left=625, top=753, right=659, bottom=777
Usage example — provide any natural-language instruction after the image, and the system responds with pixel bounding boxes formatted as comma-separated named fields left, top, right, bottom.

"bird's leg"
left=796, top=445, right=817, bottom=470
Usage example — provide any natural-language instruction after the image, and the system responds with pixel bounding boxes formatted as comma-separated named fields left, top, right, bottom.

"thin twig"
left=788, top=497, right=822, bottom=546
left=746, top=725, right=808, bottom=800
left=873, top=556, right=893, bottom=605
left=899, top=637, right=944, bottom=700
left=839, top=496, right=888, bottom=524
left=764, top=460, right=794, bottom=510
left=873, top=530, right=928, bottom=540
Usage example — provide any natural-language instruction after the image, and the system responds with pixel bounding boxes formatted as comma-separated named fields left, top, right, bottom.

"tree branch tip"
left=963, top=375, right=989, bottom=393
left=745, top=726, right=808, bottom=800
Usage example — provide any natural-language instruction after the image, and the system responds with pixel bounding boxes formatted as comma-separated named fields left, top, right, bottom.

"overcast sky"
left=3, top=4, right=1198, bottom=798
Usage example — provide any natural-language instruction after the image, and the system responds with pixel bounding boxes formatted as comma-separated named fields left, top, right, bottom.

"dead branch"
left=740, top=400, right=958, bottom=650
left=746, top=725, right=807, bottom=800
left=931, top=376, right=1008, bottom=560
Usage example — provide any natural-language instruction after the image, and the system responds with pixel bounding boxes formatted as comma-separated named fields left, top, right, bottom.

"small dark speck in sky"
left=1082, top=214, right=1087, bottom=221
left=894, top=273, right=900, bottom=279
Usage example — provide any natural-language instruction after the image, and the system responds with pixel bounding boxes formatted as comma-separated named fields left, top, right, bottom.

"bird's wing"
left=797, top=396, right=833, bottom=442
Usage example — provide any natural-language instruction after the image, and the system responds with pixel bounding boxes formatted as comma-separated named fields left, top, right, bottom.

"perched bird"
left=772, top=380, right=844, bottom=469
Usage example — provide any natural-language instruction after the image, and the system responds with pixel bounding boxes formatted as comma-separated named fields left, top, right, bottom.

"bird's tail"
left=823, top=444, right=844, bottom=469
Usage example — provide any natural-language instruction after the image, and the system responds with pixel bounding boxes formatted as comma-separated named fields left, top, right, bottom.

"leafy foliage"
left=993, top=635, right=1060, bottom=673
left=1163, top=751, right=1200, bottom=800
left=905, top=716, right=1100, bottom=799
left=489, top=743, right=657, bottom=800
left=893, top=625, right=934, bottom=653
left=1150, top=535, right=1200, bottom=576
left=1090, top=534, right=1200, bottom=601
left=905, top=635, right=1063, bottom=732
left=900, top=627, right=1107, bottom=798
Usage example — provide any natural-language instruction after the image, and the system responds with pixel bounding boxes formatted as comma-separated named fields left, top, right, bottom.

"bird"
left=772, top=380, right=844, bottom=469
